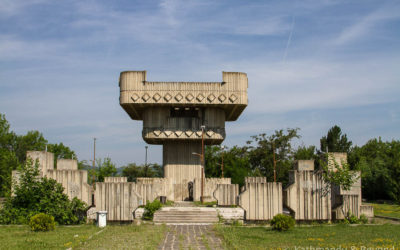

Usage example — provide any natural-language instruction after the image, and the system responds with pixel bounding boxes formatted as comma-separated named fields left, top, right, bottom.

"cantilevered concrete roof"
left=119, top=71, right=248, bottom=121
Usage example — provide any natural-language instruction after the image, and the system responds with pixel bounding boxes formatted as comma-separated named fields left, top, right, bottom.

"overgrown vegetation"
left=142, top=199, right=162, bottom=220
left=29, top=213, right=56, bottom=232
left=270, top=214, right=295, bottom=231
left=0, top=160, right=87, bottom=225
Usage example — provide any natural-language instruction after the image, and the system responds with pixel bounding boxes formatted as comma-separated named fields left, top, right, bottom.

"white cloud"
left=333, top=4, right=400, bottom=45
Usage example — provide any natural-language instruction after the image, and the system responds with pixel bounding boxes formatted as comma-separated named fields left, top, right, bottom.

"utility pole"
left=192, top=125, right=206, bottom=203
left=221, top=145, right=225, bottom=178
left=93, top=138, right=96, bottom=185
left=145, top=145, right=148, bottom=176
left=92, top=137, right=96, bottom=206
left=201, top=125, right=205, bottom=203
left=272, top=141, right=277, bottom=182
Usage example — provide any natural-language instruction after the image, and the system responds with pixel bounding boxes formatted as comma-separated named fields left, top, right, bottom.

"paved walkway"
left=158, top=225, right=223, bottom=250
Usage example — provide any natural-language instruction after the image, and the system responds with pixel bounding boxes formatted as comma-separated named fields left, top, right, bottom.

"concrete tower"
left=119, top=71, right=248, bottom=201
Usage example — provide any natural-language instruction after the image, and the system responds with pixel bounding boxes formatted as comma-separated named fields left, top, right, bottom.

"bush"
left=359, top=214, right=368, bottom=224
left=270, top=214, right=295, bottom=231
left=29, top=213, right=55, bottom=232
left=143, top=199, right=162, bottom=220
left=346, top=211, right=359, bottom=224
left=0, top=160, right=87, bottom=225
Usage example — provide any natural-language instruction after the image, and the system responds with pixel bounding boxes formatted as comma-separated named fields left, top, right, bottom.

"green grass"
left=215, top=224, right=400, bottom=249
left=369, top=203, right=400, bottom=219
left=0, top=225, right=101, bottom=249
left=193, top=201, right=217, bottom=207
left=0, top=224, right=166, bottom=250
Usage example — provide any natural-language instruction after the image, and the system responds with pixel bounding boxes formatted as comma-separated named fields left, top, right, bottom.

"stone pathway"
left=158, top=225, right=223, bottom=250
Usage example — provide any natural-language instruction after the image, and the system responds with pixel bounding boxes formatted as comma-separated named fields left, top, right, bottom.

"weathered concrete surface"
left=104, top=177, right=128, bottom=183
left=26, top=151, right=54, bottom=176
left=153, top=207, right=219, bottom=224
left=56, top=159, right=78, bottom=170
left=46, top=169, right=91, bottom=204
left=284, top=170, right=331, bottom=220
left=245, top=177, right=267, bottom=184
left=239, top=182, right=282, bottom=220
left=328, top=153, right=363, bottom=219
left=20, top=151, right=92, bottom=205
left=294, top=160, right=315, bottom=171
left=94, top=182, right=143, bottom=221
left=213, top=184, right=239, bottom=206
left=216, top=207, right=244, bottom=222
left=158, top=225, right=223, bottom=250
left=360, top=204, right=374, bottom=218
left=120, top=71, right=248, bottom=121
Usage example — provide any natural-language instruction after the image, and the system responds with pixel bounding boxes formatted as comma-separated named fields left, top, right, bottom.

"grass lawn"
left=215, top=224, right=400, bottom=249
left=369, top=203, right=400, bottom=219
left=0, top=224, right=166, bottom=250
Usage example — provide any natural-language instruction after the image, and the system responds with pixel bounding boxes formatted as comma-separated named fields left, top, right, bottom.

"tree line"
left=205, top=126, right=400, bottom=203
left=1, top=113, right=399, bottom=203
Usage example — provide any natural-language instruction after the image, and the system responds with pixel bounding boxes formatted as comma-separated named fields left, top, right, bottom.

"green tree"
left=121, top=163, right=163, bottom=182
left=246, top=128, right=300, bottom=186
left=14, top=131, right=47, bottom=163
left=47, top=143, right=77, bottom=168
left=0, top=159, right=87, bottom=225
left=0, top=114, right=19, bottom=196
left=320, top=125, right=352, bottom=153
left=96, top=157, right=117, bottom=182
left=294, top=145, right=317, bottom=160
left=348, top=138, right=400, bottom=202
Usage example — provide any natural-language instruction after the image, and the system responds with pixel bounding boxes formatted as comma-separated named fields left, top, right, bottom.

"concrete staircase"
left=153, top=207, right=219, bottom=224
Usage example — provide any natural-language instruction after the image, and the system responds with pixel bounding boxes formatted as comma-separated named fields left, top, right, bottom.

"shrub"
left=270, top=214, right=295, bottom=231
left=346, top=211, right=359, bottom=224
left=359, top=214, right=368, bottom=224
left=143, top=199, right=162, bottom=220
left=0, top=160, right=87, bottom=225
left=29, top=213, right=55, bottom=232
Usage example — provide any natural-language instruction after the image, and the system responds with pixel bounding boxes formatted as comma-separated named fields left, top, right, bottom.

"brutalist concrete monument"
left=119, top=71, right=248, bottom=201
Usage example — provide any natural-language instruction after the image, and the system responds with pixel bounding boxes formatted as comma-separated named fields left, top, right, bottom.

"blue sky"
left=1, top=0, right=399, bottom=166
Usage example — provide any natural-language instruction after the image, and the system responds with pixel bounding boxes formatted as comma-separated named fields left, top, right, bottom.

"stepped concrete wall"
left=104, top=177, right=128, bottom=183
left=284, top=170, right=331, bottom=220
left=95, top=182, right=142, bottom=221
left=245, top=177, right=267, bottom=184
left=213, top=184, right=239, bottom=206
left=57, top=159, right=78, bottom=170
left=27, top=151, right=54, bottom=176
left=193, top=178, right=231, bottom=202
left=239, top=182, right=282, bottom=220
left=46, top=169, right=91, bottom=204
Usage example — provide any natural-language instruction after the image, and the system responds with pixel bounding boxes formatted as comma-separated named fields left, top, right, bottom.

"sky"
left=0, top=0, right=399, bottom=167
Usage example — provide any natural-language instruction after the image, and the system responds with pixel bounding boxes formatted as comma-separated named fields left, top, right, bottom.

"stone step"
left=153, top=207, right=219, bottom=223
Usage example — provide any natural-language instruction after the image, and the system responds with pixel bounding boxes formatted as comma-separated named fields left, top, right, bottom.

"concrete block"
left=46, top=169, right=91, bottom=204
left=57, top=159, right=78, bottom=170
left=239, top=182, right=282, bottom=221
left=360, top=205, right=374, bottom=218
left=95, top=182, right=143, bottom=221
left=26, top=151, right=54, bottom=176
left=216, top=207, right=244, bottom=222
left=213, top=184, right=239, bottom=206
left=104, top=177, right=128, bottom=183
left=284, top=170, right=331, bottom=220
left=245, top=177, right=267, bottom=184
left=293, top=160, right=314, bottom=171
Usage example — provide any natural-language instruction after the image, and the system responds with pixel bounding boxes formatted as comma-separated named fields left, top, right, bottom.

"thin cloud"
left=333, top=4, right=400, bottom=45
